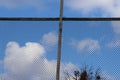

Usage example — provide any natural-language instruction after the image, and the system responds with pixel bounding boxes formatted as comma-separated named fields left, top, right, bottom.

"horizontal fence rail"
left=0, top=17, right=120, bottom=21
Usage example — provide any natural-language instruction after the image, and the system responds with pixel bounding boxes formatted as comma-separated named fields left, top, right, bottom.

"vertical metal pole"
left=56, top=0, right=64, bottom=80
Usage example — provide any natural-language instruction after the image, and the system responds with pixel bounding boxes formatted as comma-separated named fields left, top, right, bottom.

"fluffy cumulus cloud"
left=41, top=31, right=58, bottom=48
left=65, top=0, right=120, bottom=17
left=71, top=39, right=100, bottom=53
left=4, top=41, right=57, bottom=80
left=1, top=41, right=76, bottom=80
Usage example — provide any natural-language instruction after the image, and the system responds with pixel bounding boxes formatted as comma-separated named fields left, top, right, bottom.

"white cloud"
left=4, top=41, right=56, bottom=80
left=62, top=63, right=77, bottom=72
left=0, top=60, right=3, bottom=73
left=0, top=60, right=3, bottom=72
left=102, top=71, right=115, bottom=80
left=1, top=41, right=113, bottom=80
left=41, top=31, right=58, bottom=48
left=71, top=39, right=100, bottom=53
left=65, top=0, right=120, bottom=17
left=107, top=21, right=120, bottom=48
left=2, top=41, right=76, bottom=80
left=107, top=40, right=120, bottom=48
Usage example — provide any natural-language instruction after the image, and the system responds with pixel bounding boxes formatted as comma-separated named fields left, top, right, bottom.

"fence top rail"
left=0, top=17, right=120, bottom=21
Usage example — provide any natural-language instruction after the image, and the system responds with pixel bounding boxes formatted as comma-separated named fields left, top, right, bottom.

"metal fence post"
left=56, top=0, right=64, bottom=80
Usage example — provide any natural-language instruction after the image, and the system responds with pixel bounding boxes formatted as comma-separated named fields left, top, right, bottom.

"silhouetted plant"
left=64, top=66, right=103, bottom=80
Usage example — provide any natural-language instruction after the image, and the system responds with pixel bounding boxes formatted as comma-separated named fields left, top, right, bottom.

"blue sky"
left=0, top=0, right=120, bottom=17
left=0, top=21, right=120, bottom=80
left=0, top=0, right=120, bottom=80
